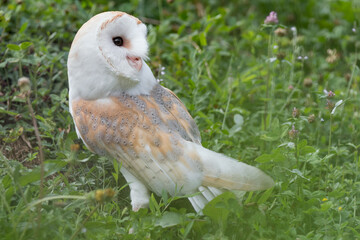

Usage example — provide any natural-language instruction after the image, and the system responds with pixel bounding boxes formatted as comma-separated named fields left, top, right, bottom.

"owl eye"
left=112, top=37, right=124, bottom=46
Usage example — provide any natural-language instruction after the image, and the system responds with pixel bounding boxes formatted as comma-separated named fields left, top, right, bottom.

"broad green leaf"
left=300, top=146, right=316, bottom=155
left=7, top=43, right=20, bottom=51
left=20, top=41, right=32, bottom=50
left=255, top=154, right=273, bottom=163
left=0, top=61, right=7, bottom=68
left=255, top=149, right=286, bottom=163
left=298, top=139, right=308, bottom=149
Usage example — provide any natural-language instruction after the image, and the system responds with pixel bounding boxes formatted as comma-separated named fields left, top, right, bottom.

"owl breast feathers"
left=67, top=11, right=274, bottom=212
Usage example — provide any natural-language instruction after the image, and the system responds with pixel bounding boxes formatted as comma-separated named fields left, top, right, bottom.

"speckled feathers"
left=72, top=85, right=203, bottom=195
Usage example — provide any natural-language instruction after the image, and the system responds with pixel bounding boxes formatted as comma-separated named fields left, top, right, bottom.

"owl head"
left=68, top=11, right=156, bottom=102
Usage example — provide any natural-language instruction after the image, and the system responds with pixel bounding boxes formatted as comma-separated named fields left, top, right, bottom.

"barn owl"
left=67, top=11, right=274, bottom=212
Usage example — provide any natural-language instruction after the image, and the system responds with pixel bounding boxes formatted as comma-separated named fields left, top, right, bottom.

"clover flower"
left=292, top=107, right=300, bottom=118
left=274, top=28, right=286, bottom=36
left=326, top=49, right=339, bottom=63
left=264, top=11, right=278, bottom=24
left=288, top=125, right=299, bottom=139
left=303, top=77, right=313, bottom=87
left=324, top=89, right=335, bottom=98
left=308, top=114, right=315, bottom=123
left=18, top=76, right=31, bottom=94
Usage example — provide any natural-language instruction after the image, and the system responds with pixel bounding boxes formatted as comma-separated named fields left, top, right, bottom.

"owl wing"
left=151, top=85, right=201, bottom=144
left=71, top=84, right=204, bottom=195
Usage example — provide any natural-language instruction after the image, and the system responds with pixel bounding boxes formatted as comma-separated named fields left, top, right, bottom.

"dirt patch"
left=1, top=135, right=40, bottom=168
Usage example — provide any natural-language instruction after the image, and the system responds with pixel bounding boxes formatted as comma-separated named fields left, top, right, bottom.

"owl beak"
left=126, top=55, right=142, bottom=71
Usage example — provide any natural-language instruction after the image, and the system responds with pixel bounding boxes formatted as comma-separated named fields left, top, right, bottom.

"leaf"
left=203, top=191, right=236, bottom=225
left=320, top=201, right=332, bottom=211
left=298, top=139, right=308, bottom=149
left=260, top=118, right=282, bottom=141
left=20, top=41, right=32, bottom=50
left=0, top=107, right=18, bottom=116
left=182, top=220, right=194, bottom=238
left=255, top=149, right=286, bottom=163
left=290, top=169, right=309, bottom=181
left=7, top=57, right=20, bottom=63
left=155, top=212, right=182, bottom=228
left=257, top=187, right=274, bottom=205
left=244, top=191, right=253, bottom=205
left=241, top=74, right=257, bottom=83
left=7, top=44, right=20, bottom=51
left=0, top=61, right=7, bottom=68
left=300, top=146, right=316, bottom=155
left=199, top=32, right=207, bottom=46
left=149, top=193, right=159, bottom=213
left=161, top=189, right=168, bottom=205
left=19, top=21, right=28, bottom=33
left=255, top=154, right=273, bottom=163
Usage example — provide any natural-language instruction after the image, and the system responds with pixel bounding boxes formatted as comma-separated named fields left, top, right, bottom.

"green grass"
left=1, top=0, right=360, bottom=239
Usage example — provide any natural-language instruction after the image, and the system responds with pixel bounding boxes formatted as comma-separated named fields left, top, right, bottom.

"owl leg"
left=120, top=167, right=150, bottom=211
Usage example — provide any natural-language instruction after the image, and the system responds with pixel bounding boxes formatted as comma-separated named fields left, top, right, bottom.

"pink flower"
left=324, top=89, right=335, bottom=98
left=264, top=11, right=278, bottom=24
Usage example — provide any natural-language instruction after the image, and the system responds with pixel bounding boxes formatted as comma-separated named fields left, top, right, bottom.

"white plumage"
left=67, top=11, right=274, bottom=212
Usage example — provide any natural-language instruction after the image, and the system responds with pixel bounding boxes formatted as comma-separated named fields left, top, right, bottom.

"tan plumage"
left=68, top=11, right=274, bottom=212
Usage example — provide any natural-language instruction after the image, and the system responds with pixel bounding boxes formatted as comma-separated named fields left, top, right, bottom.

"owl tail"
left=195, top=145, right=275, bottom=191
left=187, top=145, right=274, bottom=213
